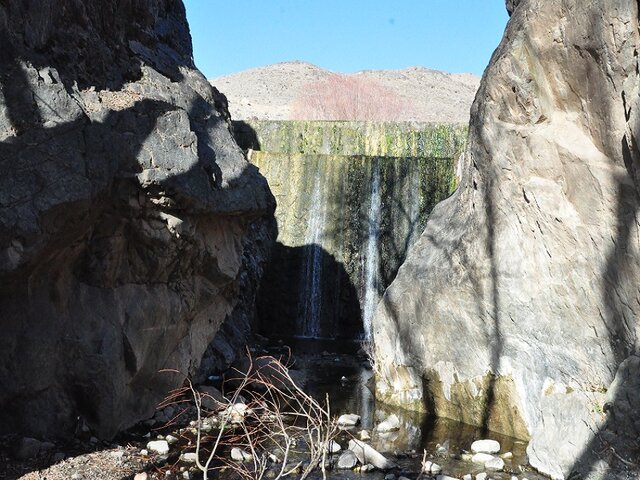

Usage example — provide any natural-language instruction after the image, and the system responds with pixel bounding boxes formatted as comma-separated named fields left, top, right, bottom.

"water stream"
left=286, top=339, right=548, bottom=480
left=362, top=160, right=382, bottom=340
left=297, top=171, right=326, bottom=337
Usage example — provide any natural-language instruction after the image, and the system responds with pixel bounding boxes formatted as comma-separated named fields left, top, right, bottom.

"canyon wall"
left=236, top=121, right=465, bottom=338
left=373, top=1, right=640, bottom=479
left=0, top=1, right=274, bottom=439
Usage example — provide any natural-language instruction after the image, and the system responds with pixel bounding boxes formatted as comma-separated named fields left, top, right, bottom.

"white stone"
left=436, top=476, right=460, bottom=480
left=165, top=434, right=179, bottom=445
left=231, top=447, right=253, bottom=462
left=476, top=474, right=487, bottom=480
left=424, top=460, right=442, bottom=474
left=146, top=440, right=169, bottom=455
left=359, top=429, right=371, bottom=440
left=485, top=456, right=505, bottom=471
left=348, top=439, right=395, bottom=470
left=376, top=414, right=401, bottom=432
left=501, top=451, right=513, bottom=459
left=337, top=413, right=361, bottom=426
left=471, top=439, right=501, bottom=454
left=472, top=452, right=496, bottom=463
left=337, top=450, right=358, bottom=469
left=181, top=452, right=198, bottom=463
left=326, top=440, right=342, bottom=453
left=463, top=475, right=473, bottom=480
left=134, top=474, right=148, bottom=480
left=140, top=449, right=148, bottom=456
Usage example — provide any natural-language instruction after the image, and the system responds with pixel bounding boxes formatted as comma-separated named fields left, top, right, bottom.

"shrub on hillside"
left=290, top=73, right=408, bottom=121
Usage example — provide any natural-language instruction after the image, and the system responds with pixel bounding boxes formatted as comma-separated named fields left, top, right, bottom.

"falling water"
left=298, top=172, right=326, bottom=337
left=362, top=160, right=381, bottom=340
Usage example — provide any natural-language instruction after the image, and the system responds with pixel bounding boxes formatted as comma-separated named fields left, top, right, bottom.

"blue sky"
left=183, top=1, right=509, bottom=78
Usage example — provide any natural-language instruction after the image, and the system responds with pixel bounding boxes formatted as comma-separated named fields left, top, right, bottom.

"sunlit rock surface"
left=0, top=1, right=274, bottom=439
left=373, top=1, right=640, bottom=478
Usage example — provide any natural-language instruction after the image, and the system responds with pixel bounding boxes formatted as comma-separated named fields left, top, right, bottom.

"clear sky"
left=183, top=1, right=509, bottom=79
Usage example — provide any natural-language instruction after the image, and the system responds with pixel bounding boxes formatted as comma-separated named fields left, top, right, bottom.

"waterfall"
left=362, top=160, right=381, bottom=340
left=298, top=171, right=326, bottom=337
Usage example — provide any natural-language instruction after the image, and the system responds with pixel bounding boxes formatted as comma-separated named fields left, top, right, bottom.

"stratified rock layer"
left=0, top=1, right=274, bottom=439
left=373, top=1, right=640, bottom=479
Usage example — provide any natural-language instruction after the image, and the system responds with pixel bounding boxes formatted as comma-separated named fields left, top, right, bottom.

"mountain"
left=210, top=61, right=480, bottom=123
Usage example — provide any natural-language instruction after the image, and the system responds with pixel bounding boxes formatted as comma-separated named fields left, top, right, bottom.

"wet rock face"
left=0, top=1, right=274, bottom=439
left=373, top=0, right=640, bottom=478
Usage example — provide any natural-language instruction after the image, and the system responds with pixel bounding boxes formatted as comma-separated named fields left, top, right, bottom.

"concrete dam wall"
left=234, top=120, right=466, bottom=339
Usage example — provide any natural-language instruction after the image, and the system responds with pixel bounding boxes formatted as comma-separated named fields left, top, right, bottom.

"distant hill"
left=210, top=61, right=481, bottom=124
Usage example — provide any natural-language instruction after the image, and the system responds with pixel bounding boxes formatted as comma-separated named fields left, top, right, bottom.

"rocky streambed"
left=2, top=340, right=549, bottom=480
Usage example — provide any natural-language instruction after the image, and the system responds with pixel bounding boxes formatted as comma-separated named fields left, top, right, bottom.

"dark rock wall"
left=0, top=0, right=274, bottom=440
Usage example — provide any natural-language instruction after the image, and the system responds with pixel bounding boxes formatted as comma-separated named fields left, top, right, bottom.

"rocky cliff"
left=0, top=1, right=274, bottom=440
left=373, top=1, right=640, bottom=479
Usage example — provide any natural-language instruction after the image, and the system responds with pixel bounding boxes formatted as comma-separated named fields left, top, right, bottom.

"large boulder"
left=0, top=1, right=274, bottom=440
left=373, top=1, right=640, bottom=479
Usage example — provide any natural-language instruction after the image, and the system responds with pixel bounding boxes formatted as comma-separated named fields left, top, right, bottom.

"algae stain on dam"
left=234, top=120, right=466, bottom=339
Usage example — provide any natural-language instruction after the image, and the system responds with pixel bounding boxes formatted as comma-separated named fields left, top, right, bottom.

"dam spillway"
left=234, top=120, right=466, bottom=339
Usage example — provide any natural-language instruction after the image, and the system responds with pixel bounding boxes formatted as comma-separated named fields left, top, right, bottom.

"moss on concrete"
left=235, top=120, right=467, bottom=158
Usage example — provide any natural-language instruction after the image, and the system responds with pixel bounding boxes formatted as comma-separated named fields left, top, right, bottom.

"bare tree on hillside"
left=290, top=74, right=409, bottom=121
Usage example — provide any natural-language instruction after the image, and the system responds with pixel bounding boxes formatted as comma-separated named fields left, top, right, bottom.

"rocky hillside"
left=210, top=61, right=480, bottom=123
left=0, top=0, right=274, bottom=440
left=372, top=1, right=640, bottom=479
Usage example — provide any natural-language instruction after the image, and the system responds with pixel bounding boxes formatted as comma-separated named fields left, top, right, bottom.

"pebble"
left=361, top=464, right=375, bottom=472
left=471, top=452, right=496, bottom=463
left=436, top=476, right=460, bottom=480
left=166, top=434, right=179, bottom=445
left=399, top=476, right=411, bottom=480
left=181, top=452, right=198, bottom=463
left=471, top=439, right=501, bottom=454
left=326, top=440, right=342, bottom=453
left=337, top=450, right=358, bottom=469
left=476, top=473, right=487, bottom=480
left=182, top=472, right=191, bottom=480
left=437, top=440, right=450, bottom=454
left=140, top=449, right=149, bottom=456
left=384, top=475, right=396, bottom=480
left=359, top=429, right=371, bottom=440
left=485, top=456, right=505, bottom=471
left=268, top=453, right=280, bottom=463
left=376, top=414, right=401, bottom=432
left=463, top=475, right=473, bottom=480
left=146, top=440, right=170, bottom=455
left=231, top=447, right=253, bottom=462
left=423, top=460, right=442, bottom=474
left=501, top=451, right=513, bottom=459
left=134, top=473, right=148, bottom=480
left=349, top=439, right=395, bottom=470
left=337, top=413, right=361, bottom=426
